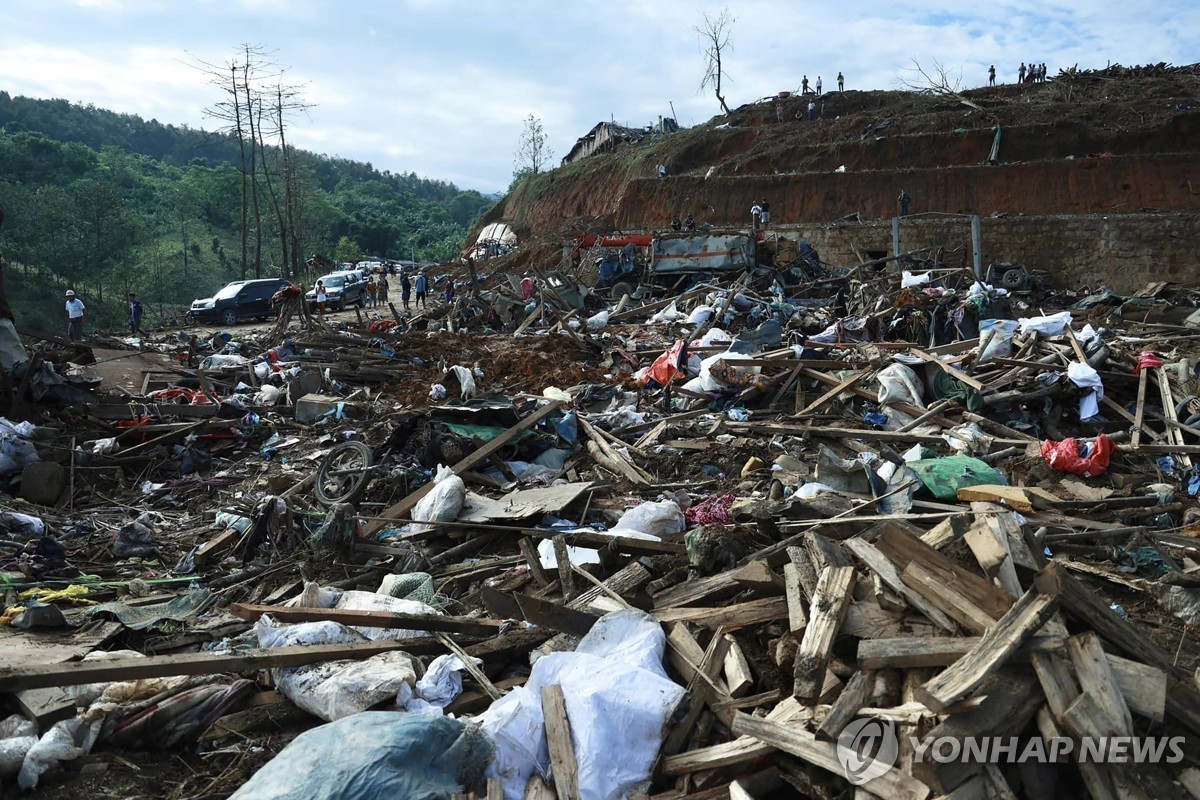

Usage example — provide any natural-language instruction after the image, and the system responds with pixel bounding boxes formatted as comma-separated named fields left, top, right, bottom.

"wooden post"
left=540, top=685, right=581, bottom=800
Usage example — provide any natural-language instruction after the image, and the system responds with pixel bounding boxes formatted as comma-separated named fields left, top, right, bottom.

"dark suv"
left=189, top=278, right=290, bottom=326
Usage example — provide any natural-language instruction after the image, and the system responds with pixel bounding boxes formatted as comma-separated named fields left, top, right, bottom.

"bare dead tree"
left=898, top=58, right=987, bottom=113
left=513, top=114, right=554, bottom=178
left=697, top=8, right=735, bottom=116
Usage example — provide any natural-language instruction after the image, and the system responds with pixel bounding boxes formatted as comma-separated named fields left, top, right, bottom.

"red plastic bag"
left=641, top=340, right=687, bottom=386
left=1040, top=433, right=1115, bottom=477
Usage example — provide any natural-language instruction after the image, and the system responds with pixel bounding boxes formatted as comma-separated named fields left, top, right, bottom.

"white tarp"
left=476, top=223, right=518, bottom=247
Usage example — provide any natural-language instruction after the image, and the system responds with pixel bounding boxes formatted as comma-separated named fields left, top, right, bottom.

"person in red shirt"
left=520, top=274, right=535, bottom=300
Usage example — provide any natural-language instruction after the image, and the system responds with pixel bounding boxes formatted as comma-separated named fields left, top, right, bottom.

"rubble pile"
left=3, top=256, right=1200, bottom=800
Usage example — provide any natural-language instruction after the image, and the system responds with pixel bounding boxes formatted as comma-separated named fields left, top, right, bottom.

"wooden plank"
left=794, top=369, right=869, bottom=416
left=12, top=687, right=77, bottom=732
left=653, top=560, right=777, bottom=609
left=816, top=669, right=875, bottom=741
left=653, top=597, right=787, bottom=630
left=874, top=526, right=1016, bottom=618
left=782, top=563, right=808, bottom=633
left=793, top=566, right=855, bottom=701
left=661, top=698, right=808, bottom=777
left=910, top=348, right=987, bottom=392
left=723, top=635, right=754, bottom=698
left=730, top=713, right=931, bottom=800
left=541, top=684, right=581, bottom=800
left=1035, top=561, right=1200, bottom=735
left=0, top=640, right=431, bottom=691
left=843, top=537, right=956, bottom=632
left=1067, top=631, right=1133, bottom=736
left=520, top=537, right=552, bottom=587
left=229, top=604, right=504, bottom=635
left=1107, top=653, right=1165, bottom=722
left=662, top=628, right=731, bottom=756
left=553, top=535, right=577, bottom=602
left=513, top=592, right=600, bottom=637
left=856, top=635, right=1063, bottom=670
left=900, top=562, right=998, bottom=634
left=915, top=588, right=1058, bottom=712
left=362, top=399, right=563, bottom=535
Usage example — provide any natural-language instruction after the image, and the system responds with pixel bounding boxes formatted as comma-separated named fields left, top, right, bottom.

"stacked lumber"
left=648, top=515, right=1199, bottom=799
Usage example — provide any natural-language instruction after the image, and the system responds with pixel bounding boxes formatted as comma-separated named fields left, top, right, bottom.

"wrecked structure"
left=3, top=65, right=1200, bottom=799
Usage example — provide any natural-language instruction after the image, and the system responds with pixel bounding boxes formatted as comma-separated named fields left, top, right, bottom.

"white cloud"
left=2, top=0, right=1196, bottom=192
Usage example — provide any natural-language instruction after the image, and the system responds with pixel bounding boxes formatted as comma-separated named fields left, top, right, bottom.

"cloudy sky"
left=2, top=0, right=1195, bottom=193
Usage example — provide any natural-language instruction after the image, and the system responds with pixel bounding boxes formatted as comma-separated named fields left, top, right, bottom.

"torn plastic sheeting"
left=908, top=456, right=1008, bottom=500
left=1041, top=434, right=1115, bottom=478
left=18, top=718, right=101, bottom=790
left=475, top=610, right=686, bottom=800
left=229, top=712, right=494, bottom=800
left=0, top=417, right=39, bottom=475
left=0, top=714, right=36, bottom=779
left=536, top=528, right=661, bottom=569
left=641, top=340, right=688, bottom=387
left=334, top=590, right=444, bottom=640
left=901, top=271, right=932, bottom=288
left=1066, top=361, right=1105, bottom=421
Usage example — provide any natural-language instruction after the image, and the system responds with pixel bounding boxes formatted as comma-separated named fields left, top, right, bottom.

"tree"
left=697, top=8, right=735, bottom=116
left=513, top=115, right=554, bottom=181
left=333, top=235, right=363, bottom=264
left=898, top=59, right=986, bottom=113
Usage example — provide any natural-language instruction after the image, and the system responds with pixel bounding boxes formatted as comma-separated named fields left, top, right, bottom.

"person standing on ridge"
left=988, top=65, right=996, bottom=85
left=837, top=71, right=844, bottom=91
left=414, top=271, right=428, bottom=309
left=128, top=292, right=146, bottom=336
left=897, top=190, right=912, bottom=217
left=1018, top=62, right=1026, bottom=83
left=65, top=289, right=86, bottom=341
left=751, top=200, right=762, bottom=230
left=816, top=76, right=822, bottom=95
left=807, top=99, right=816, bottom=120
left=801, top=75, right=809, bottom=94
left=759, top=199, right=771, bottom=227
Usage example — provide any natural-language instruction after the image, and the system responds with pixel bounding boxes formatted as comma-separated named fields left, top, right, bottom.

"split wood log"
left=793, top=566, right=855, bottom=702
left=915, top=587, right=1058, bottom=712
left=541, top=684, right=582, bottom=800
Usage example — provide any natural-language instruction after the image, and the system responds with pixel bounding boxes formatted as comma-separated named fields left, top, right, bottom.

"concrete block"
left=286, top=372, right=323, bottom=405
left=20, top=461, right=67, bottom=505
left=294, top=394, right=361, bottom=424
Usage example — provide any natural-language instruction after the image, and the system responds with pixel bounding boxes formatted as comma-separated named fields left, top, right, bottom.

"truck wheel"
left=612, top=281, right=636, bottom=300
left=1000, top=269, right=1025, bottom=290
left=357, top=294, right=366, bottom=308
left=220, top=309, right=238, bottom=326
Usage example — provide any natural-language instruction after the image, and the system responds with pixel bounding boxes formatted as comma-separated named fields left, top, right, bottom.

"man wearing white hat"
left=65, top=290, right=86, bottom=341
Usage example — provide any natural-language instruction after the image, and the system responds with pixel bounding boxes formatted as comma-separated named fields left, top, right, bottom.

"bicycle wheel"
left=314, top=440, right=373, bottom=506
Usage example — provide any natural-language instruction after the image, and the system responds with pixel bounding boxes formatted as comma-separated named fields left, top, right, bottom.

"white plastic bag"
left=254, top=617, right=418, bottom=722
left=254, top=384, right=282, bottom=405
left=1067, top=361, right=1105, bottom=421
left=476, top=610, right=685, bottom=800
left=615, top=500, right=685, bottom=536
left=876, top=363, right=925, bottom=407
left=648, top=302, right=683, bottom=323
left=1018, top=311, right=1073, bottom=336
left=979, top=319, right=1020, bottom=361
left=449, top=365, right=476, bottom=400
left=585, top=310, right=609, bottom=331
left=0, top=417, right=39, bottom=475
left=0, top=714, right=37, bottom=778
left=901, top=271, right=932, bottom=288
left=412, top=465, right=466, bottom=524
left=687, top=305, right=714, bottom=326
left=409, top=654, right=478, bottom=710
left=19, top=718, right=101, bottom=789
left=698, top=328, right=732, bottom=347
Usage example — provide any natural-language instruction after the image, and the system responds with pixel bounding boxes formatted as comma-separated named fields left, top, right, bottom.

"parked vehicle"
left=188, top=278, right=290, bottom=326
left=304, top=270, right=368, bottom=310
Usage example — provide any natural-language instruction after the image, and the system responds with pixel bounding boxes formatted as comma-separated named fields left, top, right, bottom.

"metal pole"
left=891, top=216, right=901, bottom=263
left=970, top=215, right=983, bottom=280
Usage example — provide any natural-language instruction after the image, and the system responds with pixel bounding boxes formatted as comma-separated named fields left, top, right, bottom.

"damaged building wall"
left=787, top=213, right=1200, bottom=293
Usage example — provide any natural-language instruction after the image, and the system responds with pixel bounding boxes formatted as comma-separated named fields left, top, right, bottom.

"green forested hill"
left=0, top=92, right=494, bottom=331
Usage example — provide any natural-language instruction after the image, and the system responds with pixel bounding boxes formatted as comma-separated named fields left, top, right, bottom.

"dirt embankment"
left=475, top=67, right=1200, bottom=245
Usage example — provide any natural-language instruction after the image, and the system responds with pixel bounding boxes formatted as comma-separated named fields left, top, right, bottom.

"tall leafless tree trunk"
left=242, top=50, right=264, bottom=278
left=698, top=8, right=735, bottom=116
left=230, top=62, right=249, bottom=280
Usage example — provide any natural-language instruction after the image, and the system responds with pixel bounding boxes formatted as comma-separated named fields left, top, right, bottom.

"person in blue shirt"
left=414, top=272, right=428, bottom=309
left=128, top=292, right=146, bottom=335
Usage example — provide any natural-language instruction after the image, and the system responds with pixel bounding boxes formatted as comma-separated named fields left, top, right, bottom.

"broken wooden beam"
left=793, top=565, right=855, bottom=702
